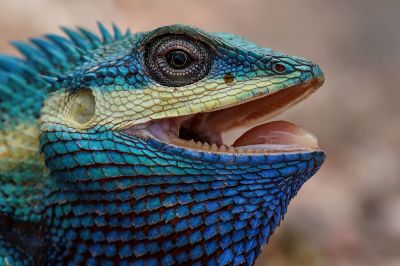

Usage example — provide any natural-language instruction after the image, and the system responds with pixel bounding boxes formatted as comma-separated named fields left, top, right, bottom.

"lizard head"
left=39, top=24, right=325, bottom=264
left=42, top=24, right=324, bottom=155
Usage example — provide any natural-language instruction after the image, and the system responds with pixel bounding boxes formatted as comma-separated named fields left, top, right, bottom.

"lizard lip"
left=123, top=78, right=323, bottom=154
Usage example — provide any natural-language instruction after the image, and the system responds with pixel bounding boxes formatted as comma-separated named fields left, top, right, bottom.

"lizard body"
left=0, top=23, right=325, bottom=265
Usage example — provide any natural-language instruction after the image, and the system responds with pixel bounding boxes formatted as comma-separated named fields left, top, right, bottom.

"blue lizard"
left=0, top=23, right=325, bottom=265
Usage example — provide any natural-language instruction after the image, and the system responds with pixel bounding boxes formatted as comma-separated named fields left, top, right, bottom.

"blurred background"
left=1, top=0, right=399, bottom=265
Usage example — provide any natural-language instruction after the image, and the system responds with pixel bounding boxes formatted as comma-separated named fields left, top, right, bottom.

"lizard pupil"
left=167, top=50, right=190, bottom=69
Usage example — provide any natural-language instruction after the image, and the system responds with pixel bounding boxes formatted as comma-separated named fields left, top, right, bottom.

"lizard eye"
left=144, top=35, right=212, bottom=87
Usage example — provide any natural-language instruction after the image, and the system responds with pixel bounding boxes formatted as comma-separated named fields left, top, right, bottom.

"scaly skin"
left=0, top=23, right=325, bottom=265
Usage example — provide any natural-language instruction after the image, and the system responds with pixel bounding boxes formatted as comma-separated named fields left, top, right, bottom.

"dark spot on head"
left=224, top=73, right=235, bottom=85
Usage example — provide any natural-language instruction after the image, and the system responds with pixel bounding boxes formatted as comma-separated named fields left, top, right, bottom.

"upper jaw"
left=122, top=78, right=324, bottom=155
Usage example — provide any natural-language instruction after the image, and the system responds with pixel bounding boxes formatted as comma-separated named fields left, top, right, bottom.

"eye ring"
left=144, top=35, right=213, bottom=87
left=272, top=63, right=287, bottom=73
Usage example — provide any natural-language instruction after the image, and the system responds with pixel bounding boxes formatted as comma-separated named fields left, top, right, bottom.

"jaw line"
left=122, top=78, right=324, bottom=155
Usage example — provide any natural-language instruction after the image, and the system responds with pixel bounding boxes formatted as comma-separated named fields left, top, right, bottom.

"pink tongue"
left=233, top=120, right=318, bottom=150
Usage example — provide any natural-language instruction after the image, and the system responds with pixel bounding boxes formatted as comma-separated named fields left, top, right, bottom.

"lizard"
left=0, top=23, right=325, bottom=265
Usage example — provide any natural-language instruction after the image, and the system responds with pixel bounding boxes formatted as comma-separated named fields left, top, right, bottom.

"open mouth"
left=123, top=78, right=324, bottom=154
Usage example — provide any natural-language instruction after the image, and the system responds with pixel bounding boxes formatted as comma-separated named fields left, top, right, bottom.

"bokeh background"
left=1, top=0, right=399, bottom=265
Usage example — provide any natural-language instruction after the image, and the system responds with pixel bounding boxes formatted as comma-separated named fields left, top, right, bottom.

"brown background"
left=1, top=0, right=399, bottom=265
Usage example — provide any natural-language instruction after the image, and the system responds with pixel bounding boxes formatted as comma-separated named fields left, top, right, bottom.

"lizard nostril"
left=273, top=63, right=286, bottom=73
